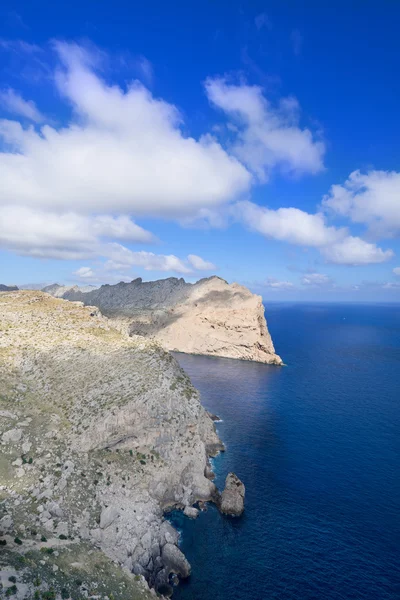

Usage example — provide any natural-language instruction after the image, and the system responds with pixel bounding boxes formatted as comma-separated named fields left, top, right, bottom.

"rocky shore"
left=0, top=291, right=230, bottom=598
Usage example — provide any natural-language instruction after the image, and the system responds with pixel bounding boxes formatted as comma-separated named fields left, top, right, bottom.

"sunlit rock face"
left=50, top=276, right=283, bottom=365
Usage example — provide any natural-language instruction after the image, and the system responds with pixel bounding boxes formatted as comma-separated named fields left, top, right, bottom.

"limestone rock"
left=44, top=276, right=282, bottom=364
left=161, top=543, right=191, bottom=578
left=183, top=506, right=199, bottom=519
left=220, top=472, right=245, bottom=516
left=2, top=428, right=23, bottom=443
left=0, top=290, right=224, bottom=595
left=100, top=506, right=120, bottom=529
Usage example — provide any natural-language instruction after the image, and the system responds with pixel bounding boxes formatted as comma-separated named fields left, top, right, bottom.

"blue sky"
left=0, top=0, right=400, bottom=301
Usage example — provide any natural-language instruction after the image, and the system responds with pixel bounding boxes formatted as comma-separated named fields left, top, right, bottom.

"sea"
left=169, top=303, right=400, bottom=600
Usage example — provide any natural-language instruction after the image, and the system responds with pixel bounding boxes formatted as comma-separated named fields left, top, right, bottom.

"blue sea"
left=170, top=303, right=400, bottom=600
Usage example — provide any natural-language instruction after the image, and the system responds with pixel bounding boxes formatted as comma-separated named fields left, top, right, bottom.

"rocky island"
left=43, top=276, right=282, bottom=365
left=0, top=290, right=230, bottom=598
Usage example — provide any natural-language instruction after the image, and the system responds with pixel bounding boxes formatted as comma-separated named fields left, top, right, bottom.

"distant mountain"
left=42, top=283, right=99, bottom=297
left=0, top=284, right=18, bottom=291
left=43, top=276, right=282, bottom=365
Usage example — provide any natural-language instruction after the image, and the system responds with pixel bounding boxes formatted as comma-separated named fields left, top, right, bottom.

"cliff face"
left=53, top=276, right=282, bottom=365
left=0, top=291, right=223, bottom=597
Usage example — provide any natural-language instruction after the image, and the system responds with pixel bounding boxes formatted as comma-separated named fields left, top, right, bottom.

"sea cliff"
left=0, top=291, right=224, bottom=598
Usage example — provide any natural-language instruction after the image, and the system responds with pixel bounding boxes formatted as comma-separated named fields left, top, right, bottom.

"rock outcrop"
left=0, top=290, right=224, bottom=598
left=220, top=473, right=245, bottom=516
left=45, top=276, right=282, bottom=365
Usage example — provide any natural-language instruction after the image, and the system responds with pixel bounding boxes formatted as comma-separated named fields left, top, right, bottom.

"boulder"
left=183, top=506, right=199, bottom=519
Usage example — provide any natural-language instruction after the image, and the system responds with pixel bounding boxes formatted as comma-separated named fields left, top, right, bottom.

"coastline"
left=0, top=291, right=230, bottom=598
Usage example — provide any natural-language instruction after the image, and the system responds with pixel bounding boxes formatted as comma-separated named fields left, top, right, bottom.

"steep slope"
left=51, top=276, right=282, bottom=365
left=0, top=291, right=223, bottom=597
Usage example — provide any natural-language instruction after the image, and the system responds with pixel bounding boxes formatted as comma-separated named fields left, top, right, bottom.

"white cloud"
left=0, top=42, right=250, bottom=219
left=104, top=243, right=193, bottom=273
left=0, top=88, right=44, bottom=122
left=264, top=278, right=295, bottom=290
left=236, top=201, right=393, bottom=265
left=74, top=266, right=95, bottom=279
left=321, top=236, right=394, bottom=265
left=187, top=254, right=216, bottom=270
left=323, top=170, right=400, bottom=238
left=0, top=206, right=154, bottom=260
left=236, top=201, right=344, bottom=246
left=393, top=267, right=400, bottom=276
left=382, top=281, right=400, bottom=289
left=301, top=273, right=331, bottom=286
left=205, top=78, right=325, bottom=181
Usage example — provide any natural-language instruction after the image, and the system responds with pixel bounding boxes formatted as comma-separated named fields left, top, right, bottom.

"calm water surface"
left=170, top=303, right=400, bottom=600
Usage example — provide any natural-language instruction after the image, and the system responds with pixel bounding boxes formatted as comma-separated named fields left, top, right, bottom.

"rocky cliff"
left=0, top=291, right=224, bottom=598
left=48, top=276, right=282, bottom=365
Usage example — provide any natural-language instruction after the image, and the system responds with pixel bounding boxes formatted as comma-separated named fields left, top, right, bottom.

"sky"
left=0, top=0, right=400, bottom=301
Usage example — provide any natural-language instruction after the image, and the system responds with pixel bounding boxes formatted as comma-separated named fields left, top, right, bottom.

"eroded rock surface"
left=0, top=290, right=223, bottom=598
left=220, top=473, right=245, bottom=516
left=46, top=276, right=282, bottom=365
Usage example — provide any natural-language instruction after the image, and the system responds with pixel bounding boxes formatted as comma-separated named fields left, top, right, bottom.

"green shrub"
left=14, top=537, right=22, bottom=545
left=5, top=585, right=17, bottom=596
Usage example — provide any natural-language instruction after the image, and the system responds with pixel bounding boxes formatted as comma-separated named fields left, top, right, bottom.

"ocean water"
left=170, top=303, right=400, bottom=600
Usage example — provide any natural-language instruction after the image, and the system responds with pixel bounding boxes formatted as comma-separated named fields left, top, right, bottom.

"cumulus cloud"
left=236, top=201, right=343, bottom=246
left=205, top=78, right=325, bottom=181
left=236, top=201, right=393, bottom=265
left=393, top=267, right=400, bottom=276
left=187, top=254, right=216, bottom=270
left=104, top=243, right=193, bottom=273
left=0, top=42, right=250, bottom=219
left=0, top=88, right=44, bottom=122
left=320, top=237, right=394, bottom=265
left=323, top=170, right=400, bottom=238
left=0, top=206, right=154, bottom=260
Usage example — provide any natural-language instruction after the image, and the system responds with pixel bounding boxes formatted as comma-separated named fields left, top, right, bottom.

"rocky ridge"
left=0, top=285, right=18, bottom=292
left=47, top=276, right=282, bottom=365
left=0, top=291, right=225, bottom=598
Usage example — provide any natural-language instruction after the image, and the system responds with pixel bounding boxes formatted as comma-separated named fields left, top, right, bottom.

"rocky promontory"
left=0, top=290, right=224, bottom=598
left=45, top=277, right=282, bottom=365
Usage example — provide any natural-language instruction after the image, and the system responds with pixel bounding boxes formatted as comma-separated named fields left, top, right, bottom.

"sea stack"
left=220, top=472, right=245, bottom=516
